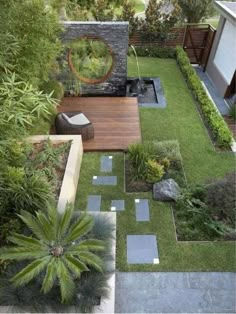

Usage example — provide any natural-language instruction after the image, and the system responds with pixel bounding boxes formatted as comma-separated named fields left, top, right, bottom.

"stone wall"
left=60, top=21, right=129, bottom=96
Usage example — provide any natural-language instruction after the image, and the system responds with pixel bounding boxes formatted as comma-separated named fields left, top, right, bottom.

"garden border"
left=28, top=135, right=83, bottom=214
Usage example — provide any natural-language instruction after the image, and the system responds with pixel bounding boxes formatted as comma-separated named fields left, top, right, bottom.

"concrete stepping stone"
left=135, top=199, right=150, bottom=222
left=92, top=176, right=117, bottom=186
left=111, top=200, right=125, bottom=212
left=87, top=195, right=101, bottom=212
left=100, top=155, right=113, bottom=172
left=127, top=235, right=159, bottom=264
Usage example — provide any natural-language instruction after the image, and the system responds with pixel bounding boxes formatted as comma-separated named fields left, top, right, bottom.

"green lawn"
left=115, top=0, right=145, bottom=15
left=76, top=57, right=236, bottom=272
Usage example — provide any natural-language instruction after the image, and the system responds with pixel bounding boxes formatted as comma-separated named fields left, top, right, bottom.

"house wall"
left=206, top=16, right=229, bottom=97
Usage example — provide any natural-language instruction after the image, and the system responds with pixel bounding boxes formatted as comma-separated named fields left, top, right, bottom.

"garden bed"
left=28, top=135, right=83, bottom=214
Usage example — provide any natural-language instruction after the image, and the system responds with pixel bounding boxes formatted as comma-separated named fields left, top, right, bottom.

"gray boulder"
left=153, top=179, right=181, bottom=201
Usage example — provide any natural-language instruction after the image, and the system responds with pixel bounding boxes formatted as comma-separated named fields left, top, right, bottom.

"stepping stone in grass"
left=87, top=195, right=101, bottom=212
left=100, top=156, right=113, bottom=172
left=111, top=200, right=125, bottom=212
left=127, top=235, right=159, bottom=264
left=92, top=176, right=117, bottom=186
left=135, top=199, right=150, bottom=222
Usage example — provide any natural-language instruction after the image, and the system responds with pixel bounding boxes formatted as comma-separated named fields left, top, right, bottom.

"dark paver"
left=127, top=235, right=159, bottom=264
left=100, top=155, right=113, bottom=172
left=135, top=199, right=150, bottom=221
left=87, top=195, right=101, bottom=212
left=111, top=200, right=125, bottom=211
left=92, top=176, right=117, bottom=185
left=115, top=272, right=236, bottom=313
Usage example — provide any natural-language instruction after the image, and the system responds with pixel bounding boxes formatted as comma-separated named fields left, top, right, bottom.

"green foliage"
left=0, top=73, right=57, bottom=140
left=91, top=0, right=115, bottom=21
left=127, top=142, right=155, bottom=179
left=0, top=0, right=62, bottom=87
left=129, top=46, right=176, bottom=58
left=176, top=47, right=232, bottom=148
left=153, top=140, right=183, bottom=168
left=0, top=206, right=105, bottom=304
left=177, top=0, right=214, bottom=23
left=206, top=172, right=236, bottom=226
left=1, top=167, right=54, bottom=213
left=145, top=159, right=165, bottom=183
left=140, top=0, right=181, bottom=41
left=40, top=80, right=64, bottom=101
left=117, top=0, right=139, bottom=36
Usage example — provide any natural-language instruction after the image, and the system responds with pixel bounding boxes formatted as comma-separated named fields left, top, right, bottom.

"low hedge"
left=176, top=46, right=232, bottom=148
left=128, top=46, right=176, bottom=58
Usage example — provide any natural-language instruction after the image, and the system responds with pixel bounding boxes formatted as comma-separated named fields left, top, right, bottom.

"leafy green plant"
left=0, top=73, right=57, bottom=140
left=128, top=46, right=176, bottom=58
left=153, top=140, right=183, bottom=168
left=2, top=167, right=54, bottom=213
left=176, top=46, right=232, bottom=148
left=229, top=104, right=236, bottom=121
left=205, top=172, right=236, bottom=226
left=128, top=142, right=155, bottom=179
left=145, top=159, right=164, bottom=183
left=40, top=80, right=64, bottom=101
left=0, top=205, right=105, bottom=304
left=160, top=157, right=170, bottom=170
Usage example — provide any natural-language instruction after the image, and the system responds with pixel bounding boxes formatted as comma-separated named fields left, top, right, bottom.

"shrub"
left=128, top=46, right=176, bottom=59
left=153, top=140, right=183, bottom=168
left=1, top=167, right=54, bottom=213
left=160, top=157, right=171, bottom=170
left=176, top=46, right=233, bottom=148
left=0, top=73, right=57, bottom=140
left=127, top=142, right=155, bottom=179
left=145, top=159, right=165, bottom=183
left=205, top=172, right=236, bottom=226
left=40, top=80, right=64, bottom=101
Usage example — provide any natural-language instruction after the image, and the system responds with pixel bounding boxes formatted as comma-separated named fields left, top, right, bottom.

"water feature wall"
left=60, top=21, right=129, bottom=96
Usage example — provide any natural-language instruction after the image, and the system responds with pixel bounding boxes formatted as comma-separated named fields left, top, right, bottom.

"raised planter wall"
left=28, top=135, right=83, bottom=214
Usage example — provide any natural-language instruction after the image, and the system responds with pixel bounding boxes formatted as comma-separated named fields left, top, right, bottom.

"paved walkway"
left=194, top=66, right=230, bottom=116
left=115, top=272, right=236, bottom=313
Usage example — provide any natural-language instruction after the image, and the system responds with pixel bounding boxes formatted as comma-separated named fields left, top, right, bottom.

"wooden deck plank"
left=57, top=97, right=141, bottom=151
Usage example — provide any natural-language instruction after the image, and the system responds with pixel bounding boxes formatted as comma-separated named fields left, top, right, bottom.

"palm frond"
left=41, top=257, right=57, bottom=294
left=11, top=256, right=51, bottom=287
left=56, top=259, right=75, bottom=303
left=75, top=251, right=104, bottom=272
left=35, top=210, right=55, bottom=242
left=8, top=233, right=48, bottom=250
left=0, top=247, right=49, bottom=260
left=64, top=214, right=94, bottom=244
left=75, top=239, right=105, bottom=252
left=63, top=255, right=89, bottom=277
left=57, top=204, right=74, bottom=240
left=18, top=210, right=51, bottom=244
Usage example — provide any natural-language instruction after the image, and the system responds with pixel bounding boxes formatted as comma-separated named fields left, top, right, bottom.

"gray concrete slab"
left=115, top=272, right=236, bottom=313
left=127, top=235, right=159, bottom=264
left=135, top=199, right=150, bottom=221
left=92, top=176, right=117, bottom=185
left=111, top=200, right=125, bottom=212
left=100, top=155, right=113, bottom=172
left=87, top=195, right=101, bottom=212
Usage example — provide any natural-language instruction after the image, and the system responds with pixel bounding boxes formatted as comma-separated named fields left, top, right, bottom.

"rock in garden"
left=153, top=179, right=181, bottom=201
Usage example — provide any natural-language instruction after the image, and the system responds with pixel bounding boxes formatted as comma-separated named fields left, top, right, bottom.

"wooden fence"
left=129, top=24, right=216, bottom=70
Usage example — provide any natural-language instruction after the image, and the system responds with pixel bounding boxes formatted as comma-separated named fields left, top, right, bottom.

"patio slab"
left=111, top=200, right=125, bottom=212
left=115, top=272, right=236, bottom=313
left=135, top=199, right=150, bottom=221
left=92, top=176, right=117, bottom=186
left=100, top=156, right=113, bottom=172
left=87, top=195, right=101, bottom=212
left=127, top=235, right=159, bottom=264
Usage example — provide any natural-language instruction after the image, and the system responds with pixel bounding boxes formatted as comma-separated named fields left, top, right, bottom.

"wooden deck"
left=57, top=97, right=141, bottom=151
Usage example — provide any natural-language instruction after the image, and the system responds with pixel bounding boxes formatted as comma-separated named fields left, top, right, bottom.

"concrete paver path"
left=115, top=272, right=236, bottom=313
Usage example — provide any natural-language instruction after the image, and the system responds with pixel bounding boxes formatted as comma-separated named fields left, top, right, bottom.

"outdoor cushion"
left=61, top=113, right=90, bottom=125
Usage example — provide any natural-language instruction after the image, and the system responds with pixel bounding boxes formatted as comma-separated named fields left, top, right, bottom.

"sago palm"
left=0, top=205, right=105, bottom=303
